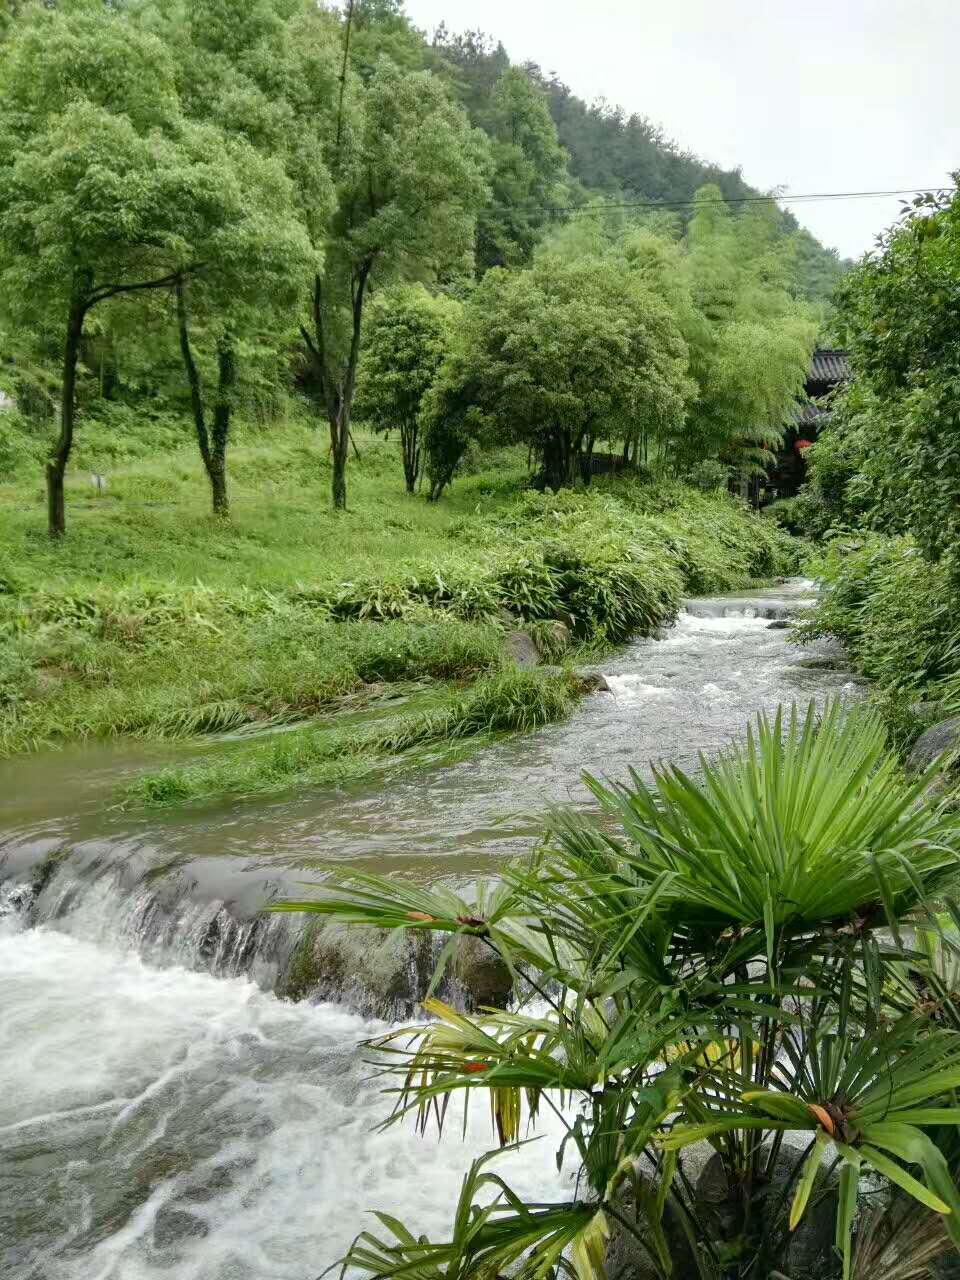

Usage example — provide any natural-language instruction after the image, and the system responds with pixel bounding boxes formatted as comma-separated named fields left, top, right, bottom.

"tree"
left=277, top=700, right=960, bottom=1280
left=423, top=256, right=691, bottom=495
left=475, top=66, right=570, bottom=272
left=300, top=55, right=490, bottom=510
left=136, top=0, right=323, bottom=517
left=802, top=183, right=960, bottom=560
left=675, top=187, right=816, bottom=479
left=354, top=285, right=459, bottom=493
left=171, top=132, right=316, bottom=517
left=0, top=4, right=267, bottom=535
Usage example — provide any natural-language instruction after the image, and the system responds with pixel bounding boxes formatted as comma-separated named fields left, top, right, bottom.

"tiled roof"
left=809, top=349, right=850, bottom=385
left=792, top=401, right=828, bottom=426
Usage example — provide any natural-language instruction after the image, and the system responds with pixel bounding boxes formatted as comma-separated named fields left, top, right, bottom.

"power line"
left=488, top=185, right=957, bottom=218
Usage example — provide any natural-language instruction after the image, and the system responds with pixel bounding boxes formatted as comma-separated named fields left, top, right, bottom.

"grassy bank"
left=798, top=533, right=960, bottom=750
left=1, top=418, right=799, bottom=800
left=124, top=666, right=578, bottom=806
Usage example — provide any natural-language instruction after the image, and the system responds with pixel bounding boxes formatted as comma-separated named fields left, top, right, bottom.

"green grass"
left=0, top=414, right=800, bottom=801
left=123, top=666, right=578, bottom=806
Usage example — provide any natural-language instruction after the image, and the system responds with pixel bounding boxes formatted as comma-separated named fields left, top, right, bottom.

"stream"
left=0, top=580, right=857, bottom=1279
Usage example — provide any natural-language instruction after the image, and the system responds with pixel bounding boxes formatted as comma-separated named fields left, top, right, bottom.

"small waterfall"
left=3, top=849, right=507, bottom=1019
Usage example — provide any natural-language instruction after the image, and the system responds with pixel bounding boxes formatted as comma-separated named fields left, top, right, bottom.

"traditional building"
left=760, top=348, right=850, bottom=504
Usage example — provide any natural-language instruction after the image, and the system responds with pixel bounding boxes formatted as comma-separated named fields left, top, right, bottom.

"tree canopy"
left=802, top=183, right=960, bottom=558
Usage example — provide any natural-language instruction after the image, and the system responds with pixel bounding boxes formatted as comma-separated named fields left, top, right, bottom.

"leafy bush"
left=799, top=533, right=958, bottom=691
left=277, top=700, right=960, bottom=1280
left=455, top=666, right=575, bottom=735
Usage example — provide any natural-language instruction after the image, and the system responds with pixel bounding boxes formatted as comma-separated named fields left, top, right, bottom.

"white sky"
left=403, top=0, right=959, bottom=259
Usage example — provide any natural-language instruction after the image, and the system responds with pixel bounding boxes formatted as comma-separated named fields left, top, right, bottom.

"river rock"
left=767, top=619, right=792, bottom=630
left=505, top=629, right=541, bottom=668
left=279, top=920, right=435, bottom=1018
left=574, top=671, right=612, bottom=694
left=604, top=1187, right=696, bottom=1280
left=907, top=717, right=960, bottom=777
left=452, top=933, right=513, bottom=1009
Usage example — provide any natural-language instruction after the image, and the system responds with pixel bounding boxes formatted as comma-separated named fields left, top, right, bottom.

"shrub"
left=455, top=666, right=575, bottom=735
left=799, top=533, right=957, bottom=691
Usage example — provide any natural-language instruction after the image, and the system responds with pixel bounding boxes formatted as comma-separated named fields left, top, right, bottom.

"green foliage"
left=798, top=533, right=958, bottom=692
left=354, top=285, right=460, bottom=491
left=277, top=701, right=960, bottom=1279
left=0, top=424, right=797, bottom=760
left=302, top=49, right=491, bottom=507
left=475, top=65, right=569, bottom=271
left=124, top=665, right=578, bottom=805
left=424, top=254, right=691, bottom=494
left=800, top=184, right=960, bottom=559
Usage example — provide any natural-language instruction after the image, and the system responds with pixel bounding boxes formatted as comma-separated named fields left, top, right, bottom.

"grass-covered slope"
left=0, top=422, right=798, bottom=799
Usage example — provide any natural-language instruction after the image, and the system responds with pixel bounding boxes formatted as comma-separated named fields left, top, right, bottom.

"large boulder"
left=907, top=716, right=960, bottom=777
left=504, top=629, right=541, bottom=668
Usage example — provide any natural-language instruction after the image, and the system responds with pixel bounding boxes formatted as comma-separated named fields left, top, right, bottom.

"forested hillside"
left=428, top=22, right=847, bottom=304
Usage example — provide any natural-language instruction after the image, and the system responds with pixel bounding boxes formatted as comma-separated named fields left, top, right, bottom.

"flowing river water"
left=0, top=580, right=857, bottom=1280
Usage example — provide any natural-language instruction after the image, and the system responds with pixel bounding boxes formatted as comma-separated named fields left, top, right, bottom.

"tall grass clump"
left=123, top=667, right=577, bottom=806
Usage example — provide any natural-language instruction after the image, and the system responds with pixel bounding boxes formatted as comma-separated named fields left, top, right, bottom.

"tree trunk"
left=46, top=293, right=87, bottom=539
left=400, top=422, right=420, bottom=494
left=579, top=434, right=595, bottom=486
left=543, top=428, right=572, bottom=492
left=176, top=278, right=229, bottom=518
left=210, top=336, right=234, bottom=518
left=176, top=277, right=212, bottom=470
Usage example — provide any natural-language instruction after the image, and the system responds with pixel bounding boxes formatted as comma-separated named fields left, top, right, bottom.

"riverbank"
left=0, top=424, right=800, bottom=801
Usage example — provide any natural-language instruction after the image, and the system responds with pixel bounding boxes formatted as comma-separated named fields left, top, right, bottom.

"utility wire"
left=483, top=185, right=958, bottom=218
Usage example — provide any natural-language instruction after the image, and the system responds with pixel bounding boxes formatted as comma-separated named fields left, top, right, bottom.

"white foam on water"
left=675, top=611, right=772, bottom=634
left=603, top=674, right=670, bottom=700
left=1, top=927, right=572, bottom=1280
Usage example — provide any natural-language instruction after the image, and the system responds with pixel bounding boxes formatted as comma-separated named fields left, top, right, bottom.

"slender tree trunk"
left=47, top=292, right=87, bottom=539
left=176, top=277, right=212, bottom=474
left=543, top=433, right=562, bottom=492
left=210, top=336, right=234, bottom=518
left=579, top=434, right=595, bottom=486
left=301, top=263, right=373, bottom=512
left=400, top=422, right=420, bottom=494
left=176, top=278, right=230, bottom=517
left=543, top=427, right=574, bottom=492
left=329, top=259, right=373, bottom=511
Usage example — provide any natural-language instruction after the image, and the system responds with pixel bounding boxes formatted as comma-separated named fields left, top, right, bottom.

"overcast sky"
left=403, top=0, right=958, bottom=260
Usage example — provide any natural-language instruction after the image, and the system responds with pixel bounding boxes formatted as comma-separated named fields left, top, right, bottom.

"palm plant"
left=278, top=700, right=960, bottom=1280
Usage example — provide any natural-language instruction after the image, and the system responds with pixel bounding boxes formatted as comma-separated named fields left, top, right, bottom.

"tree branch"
left=88, top=267, right=203, bottom=307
